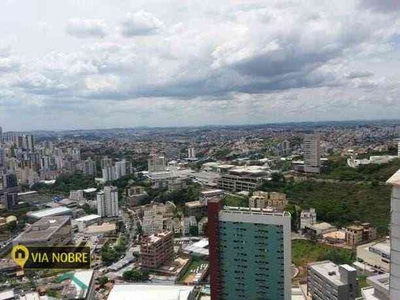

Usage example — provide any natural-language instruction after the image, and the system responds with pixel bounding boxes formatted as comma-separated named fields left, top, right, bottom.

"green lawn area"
left=358, top=275, right=368, bottom=295
left=292, top=240, right=353, bottom=267
left=223, top=195, right=248, bottom=207
left=178, top=257, right=208, bottom=282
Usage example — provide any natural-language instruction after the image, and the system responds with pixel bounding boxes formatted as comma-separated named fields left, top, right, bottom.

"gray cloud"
left=66, top=19, right=108, bottom=38
left=361, top=0, right=400, bottom=12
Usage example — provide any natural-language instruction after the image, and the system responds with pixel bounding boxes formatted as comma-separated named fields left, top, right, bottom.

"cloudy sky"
left=0, top=0, right=400, bottom=130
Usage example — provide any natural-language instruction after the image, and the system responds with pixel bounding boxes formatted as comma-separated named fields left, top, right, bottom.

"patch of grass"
left=223, top=195, right=248, bottom=207
left=292, top=240, right=353, bottom=267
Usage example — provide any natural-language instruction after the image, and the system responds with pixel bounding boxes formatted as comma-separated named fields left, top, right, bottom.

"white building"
left=97, top=186, right=119, bottom=217
left=148, top=155, right=166, bottom=172
left=304, top=134, right=321, bottom=173
left=102, top=165, right=116, bottom=182
left=307, top=261, right=358, bottom=300
left=75, top=214, right=101, bottom=232
left=300, top=208, right=317, bottom=230
left=115, top=160, right=127, bottom=178
left=198, top=217, right=208, bottom=235
left=83, top=158, right=96, bottom=176
left=188, top=147, right=196, bottom=159
left=108, top=284, right=196, bottom=300
left=386, top=169, right=400, bottom=299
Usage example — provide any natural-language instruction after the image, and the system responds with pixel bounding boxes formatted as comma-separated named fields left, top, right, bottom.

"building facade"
left=304, top=133, right=321, bottom=173
left=97, top=186, right=119, bottom=217
left=300, top=208, right=317, bottom=230
left=140, top=231, right=174, bottom=269
left=307, top=261, right=358, bottom=300
left=208, top=199, right=291, bottom=300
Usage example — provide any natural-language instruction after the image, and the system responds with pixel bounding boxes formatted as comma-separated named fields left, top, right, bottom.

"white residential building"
left=97, top=186, right=119, bottom=217
left=188, top=147, right=196, bottom=159
left=300, top=208, right=317, bottom=230
left=142, top=210, right=164, bottom=235
left=115, top=160, right=127, bottom=178
left=83, top=158, right=96, bottom=176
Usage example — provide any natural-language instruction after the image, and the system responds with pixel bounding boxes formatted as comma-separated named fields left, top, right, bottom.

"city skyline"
left=0, top=0, right=400, bottom=130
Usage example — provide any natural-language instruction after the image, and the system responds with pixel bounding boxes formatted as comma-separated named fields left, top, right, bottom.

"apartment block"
left=307, top=261, right=358, bottom=300
left=345, top=222, right=377, bottom=246
left=140, top=231, right=174, bottom=269
left=249, top=191, right=288, bottom=210
left=208, top=199, right=291, bottom=300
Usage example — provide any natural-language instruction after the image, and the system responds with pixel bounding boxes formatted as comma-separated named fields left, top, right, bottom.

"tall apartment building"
left=140, top=231, right=174, bottom=269
left=386, top=169, right=400, bottom=299
left=208, top=199, right=291, bottom=300
left=188, top=147, right=196, bottom=159
left=249, top=191, right=288, bottom=210
left=97, top=186, right=119, bottom=217
left=102, top=165, right=116, bottom=182
left=83, top=158, right=96, bottom=176
left=300, top=208, right=317, bottom=230
left=304, top=133, right=321, bottom=173
left=147, top=155, right=166, bottom=172
left=115, top=160, right=127, bottom=178
left=398, top=141, right=400, bottom=157
left=101, top=156, right=113, bottom=169
left=307, top=261, right=358, bottom=300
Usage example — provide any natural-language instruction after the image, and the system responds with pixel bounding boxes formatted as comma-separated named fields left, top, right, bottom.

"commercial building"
left=26, top=206, right=73, bottom=221
left=300, top=208, right=317, bottom=230
left=148, top=155, right=167, bottom=172
left=303, top=134, right=321, bottom=173
left=108, top=284, right=196, bottom=300
left=13, top=216, right=72, bottom=246
left=75, top=214, right=101, bottom=232
left=249, top=191, right=288, bottom=210
left=168, top=177, right=187, bottom=192
left=357, top=240, right=390, bottom=273
left=217, top=173, right=263, bottom=192
left=142, top=210, right=164, bottom=235
left=140, top=231, right=174, bottom=269
left=208, top=199, right=291, bottom=300
left=97, top=186, right=119, bottom=217
left=307, top=260, right=358, bottom=300
left=345, top=222, right=377, bottom=246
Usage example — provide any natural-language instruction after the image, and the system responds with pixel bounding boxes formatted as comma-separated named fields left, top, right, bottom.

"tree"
left=97, top=276, right=109, bottom=288
left=189, top=225, right=198, bottom=236
left=5, top=220, right=17, bottom=232
left=122, top=269, right=149, bottom=282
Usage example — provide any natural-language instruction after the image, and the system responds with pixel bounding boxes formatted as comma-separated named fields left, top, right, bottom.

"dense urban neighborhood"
left=0, top=121, right=398, bottom=299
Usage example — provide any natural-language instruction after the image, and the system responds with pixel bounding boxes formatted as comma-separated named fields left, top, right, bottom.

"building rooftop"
left=142, top=231, right=172, bottom=245
left=86, top=223, right=116, bottom=234
left=59, top=270, right=94, bottom=299
left=27, top=206, right=72, bottom=219
left=309, top=261, right=356, bottom=287
left=108, top=284, right=195, bottom=300
left=0, top=290, right=14, bottom=300
left=185, top=201, right=206, bottom=208
left=75, top=214, right=101, bottom=222
left=14, top=216, right=71, bottom=243
left=222, top=206, right=290, bottom=217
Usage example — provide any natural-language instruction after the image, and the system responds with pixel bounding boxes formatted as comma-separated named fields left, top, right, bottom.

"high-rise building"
left=115, top=160, right=127, bottom=178
left=304, top=133, right=321, bottom=173
left=83, top=158, right=96, bottom=176
left=208, top=199, right=291, bottom=300
left=102, top=165, right=116, bottom=182
left=398, top=141, right=400, bottom=157
left=188, top=147, right=196, bottom=159
left=0, top=126, right=2, bottom=143
left=100, top=156, right=113, bottom=169
left=72, top=147, right=81, bottom=161
left=148, top=155, right=166, bottom=172
left=97, top=186, right=119, bottom=217
left=386, top=169, right=400, bottom=299
left=281, top=140, right=291, bottom=156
